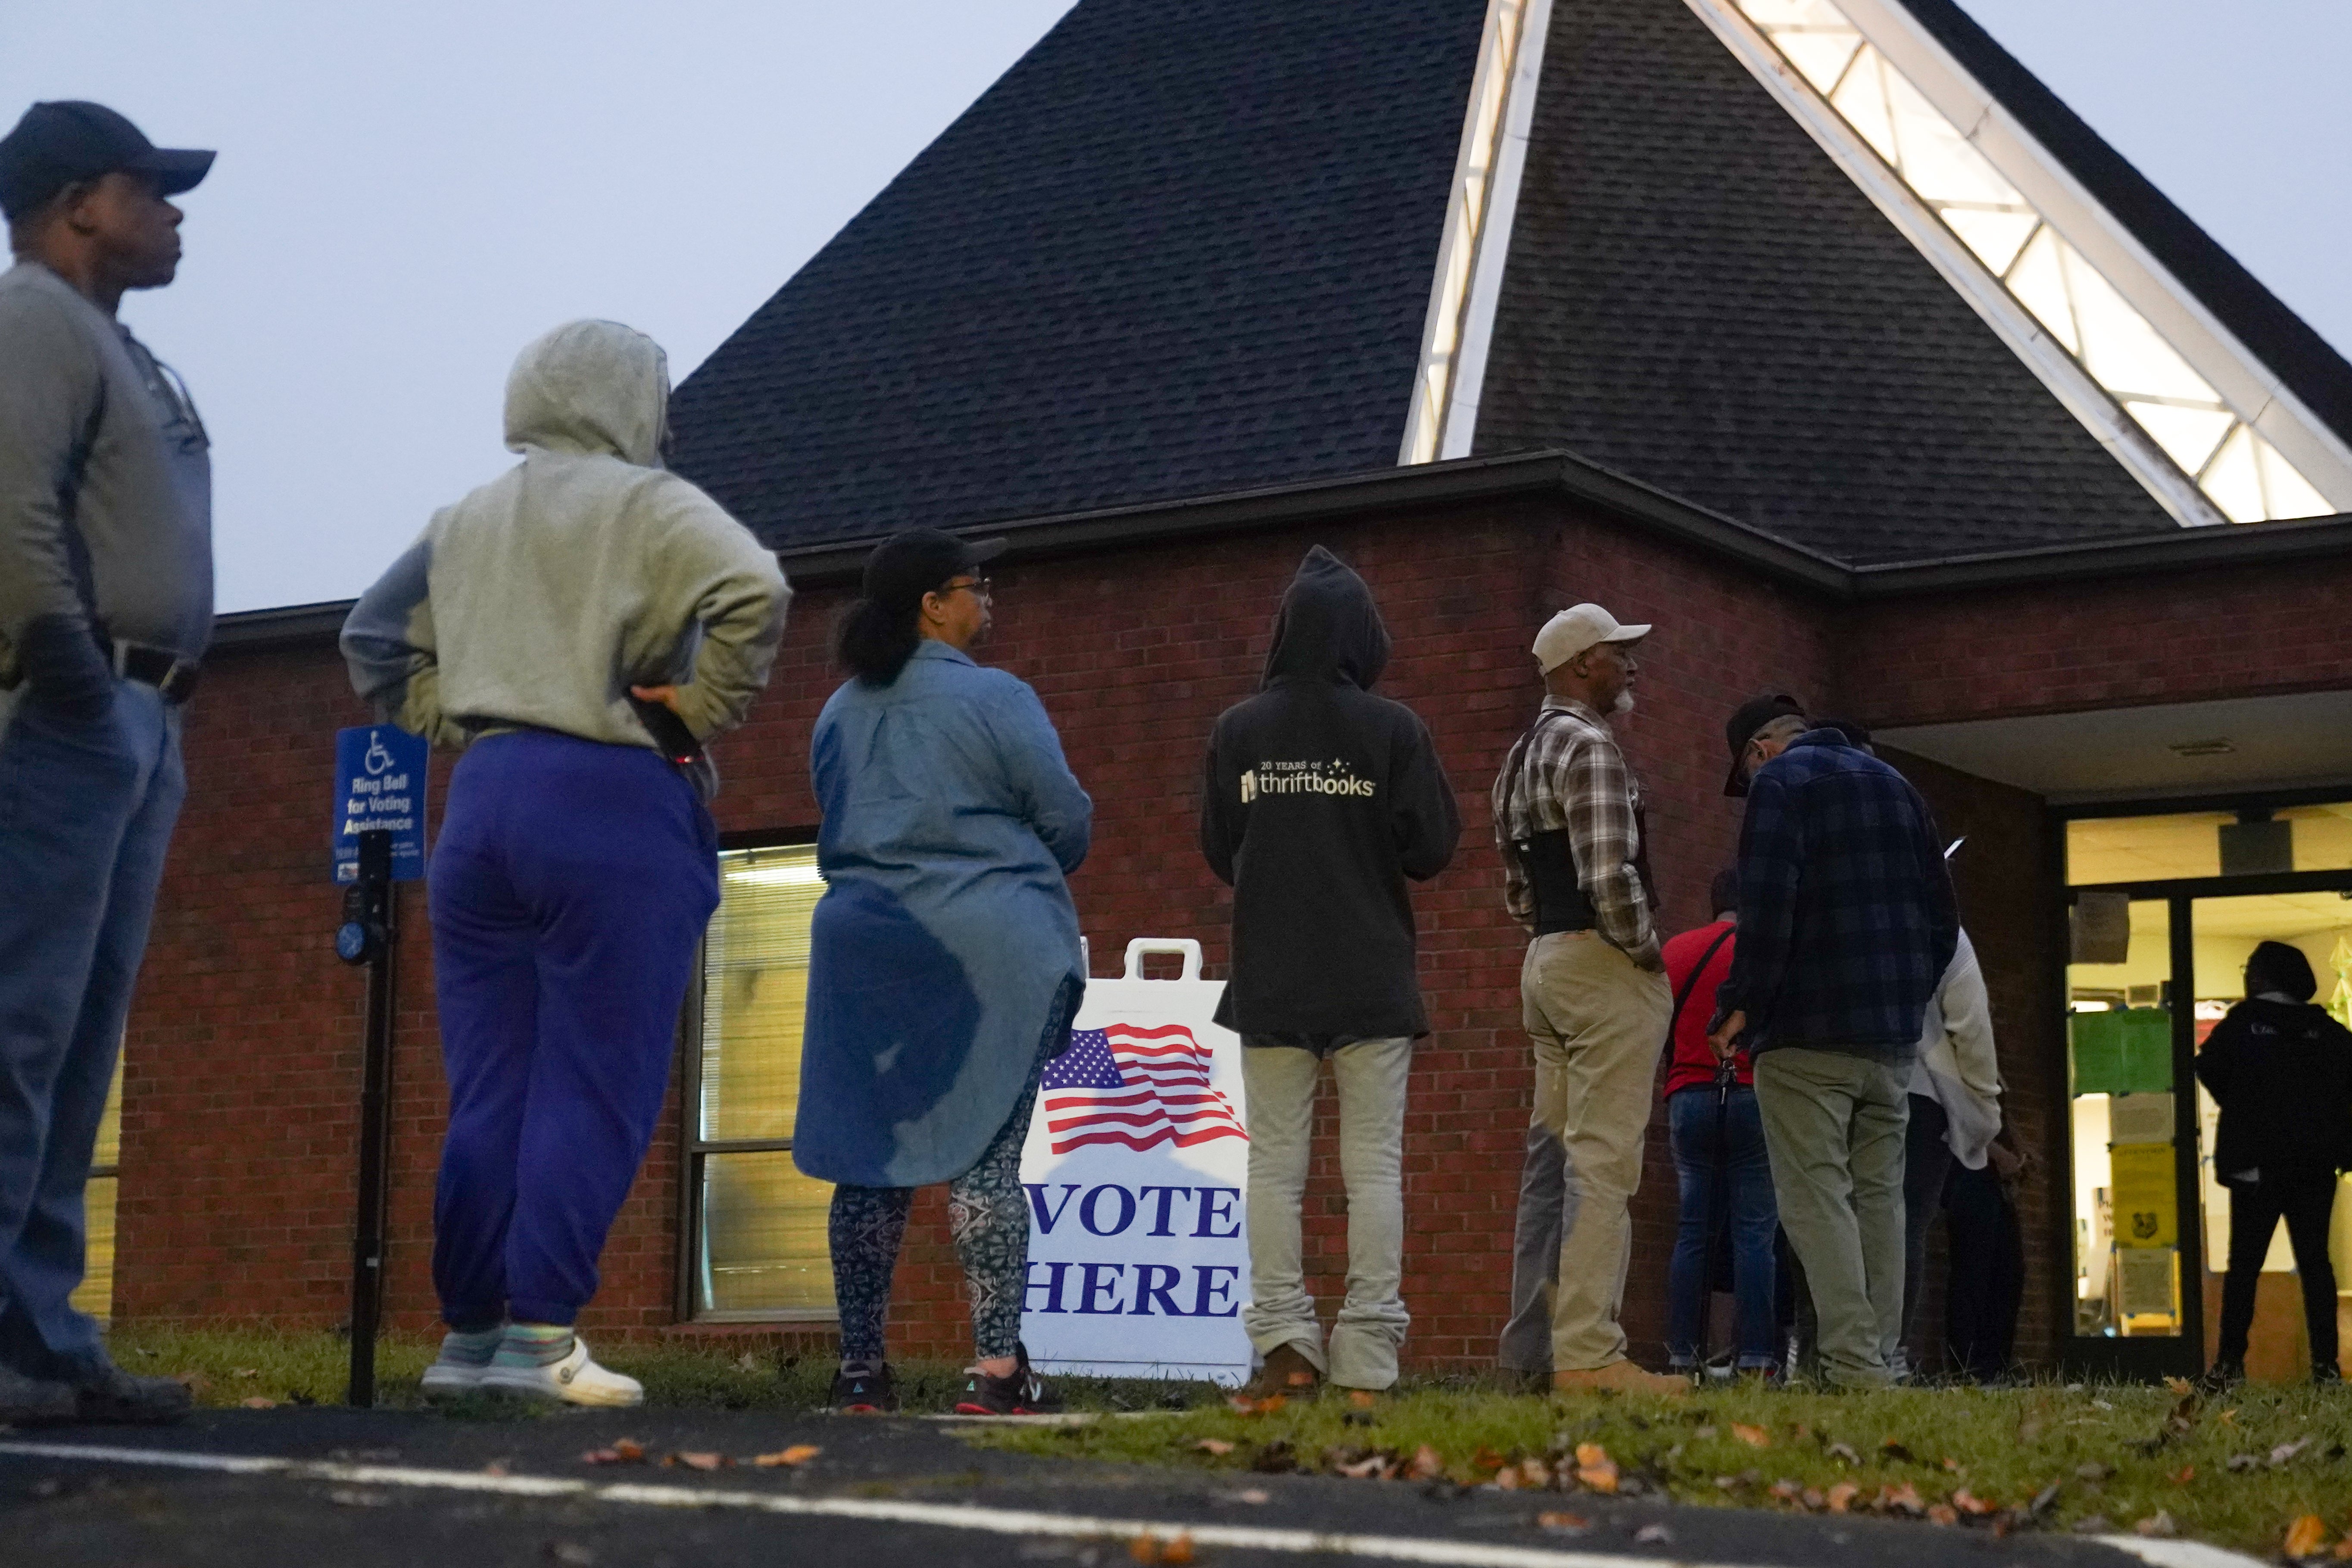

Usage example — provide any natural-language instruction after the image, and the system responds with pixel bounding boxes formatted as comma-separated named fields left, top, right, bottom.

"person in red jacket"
left=1661, top=869, right=1778, bottom=1375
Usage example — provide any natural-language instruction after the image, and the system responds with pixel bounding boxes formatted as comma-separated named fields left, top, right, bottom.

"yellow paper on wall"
left=2110, top=1142, right=2177, bottom=1249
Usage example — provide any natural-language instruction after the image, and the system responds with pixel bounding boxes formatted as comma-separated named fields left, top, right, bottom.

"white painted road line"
left=0, top=1440, right=2271, bottom=1568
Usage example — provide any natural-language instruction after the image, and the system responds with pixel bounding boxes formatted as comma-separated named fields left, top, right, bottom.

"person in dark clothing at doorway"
left=1202, top=546, right=1460, bottom=1396
left=2195, top=940, right=2352, bottom=1390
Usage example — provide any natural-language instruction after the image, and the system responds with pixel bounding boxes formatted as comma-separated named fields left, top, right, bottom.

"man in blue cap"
left=0, top=101, right=216, bottom=1425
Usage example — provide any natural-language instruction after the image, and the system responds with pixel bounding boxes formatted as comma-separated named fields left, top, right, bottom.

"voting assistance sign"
left=332, top=725, right=429, bottom=883
left=1019, top=940, right=1254, bottom=1385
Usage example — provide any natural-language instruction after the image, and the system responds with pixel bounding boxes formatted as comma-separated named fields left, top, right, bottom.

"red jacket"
left=1661, top=919, right=1744, bottom=1098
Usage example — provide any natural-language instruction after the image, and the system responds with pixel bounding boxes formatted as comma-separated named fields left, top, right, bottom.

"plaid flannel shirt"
left=1718, top=730, right=1959, bottom=1054
left=1489, top=698, right=1656, bottom=960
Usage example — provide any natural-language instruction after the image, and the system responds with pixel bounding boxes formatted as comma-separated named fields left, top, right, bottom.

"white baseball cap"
left=1533, top=605, right=1650, bottom=673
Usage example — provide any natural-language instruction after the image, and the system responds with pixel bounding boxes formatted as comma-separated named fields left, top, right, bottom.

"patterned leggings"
left=829, top=1064, right=1044, bottom=1362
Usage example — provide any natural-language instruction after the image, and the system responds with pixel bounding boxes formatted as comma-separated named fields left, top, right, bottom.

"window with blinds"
left=686, top=843, right=835, bottom=1320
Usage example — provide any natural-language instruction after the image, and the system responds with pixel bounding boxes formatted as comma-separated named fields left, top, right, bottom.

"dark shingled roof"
left=1470, top=0, right=2179, bottom=565
left=669, top=0, right=1490, bottom=553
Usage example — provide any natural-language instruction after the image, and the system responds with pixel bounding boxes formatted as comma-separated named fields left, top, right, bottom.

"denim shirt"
left=795, top=641, right=1092, bottom=1186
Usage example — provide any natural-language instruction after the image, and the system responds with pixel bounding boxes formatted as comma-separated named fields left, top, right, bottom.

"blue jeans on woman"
left=1666, top=1084, right=1779, bottom=1369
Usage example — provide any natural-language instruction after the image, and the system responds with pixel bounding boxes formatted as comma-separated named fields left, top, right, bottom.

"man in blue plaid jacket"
left=1708, top=715, right=1957, bottom=1389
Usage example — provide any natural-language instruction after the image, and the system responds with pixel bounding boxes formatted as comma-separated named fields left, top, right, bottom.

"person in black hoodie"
left=2194, top=940, right=2352, bottom=1389
left=1201, top=547, right=1460, bottom=1396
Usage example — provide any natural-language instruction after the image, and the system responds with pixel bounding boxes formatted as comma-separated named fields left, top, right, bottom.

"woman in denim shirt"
left=796, top=528, right=1091, bottom=1416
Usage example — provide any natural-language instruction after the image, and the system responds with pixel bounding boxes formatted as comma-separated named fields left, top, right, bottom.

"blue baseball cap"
left=0, top=101, right=213, bottom=221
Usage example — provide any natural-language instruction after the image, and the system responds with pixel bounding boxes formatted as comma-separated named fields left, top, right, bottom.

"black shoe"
left=829, top=1362, right=898, bottom=1414
left=2314, top=1363, right=2343, bottom=1389
left=954, top=1346, right=1062, bottom=1416
left=70, top=1364, right=193, bottom=1425
left=2196, top=1361, right=2245, bottom=1396
left=0, top=1364, right=77, bottom=1426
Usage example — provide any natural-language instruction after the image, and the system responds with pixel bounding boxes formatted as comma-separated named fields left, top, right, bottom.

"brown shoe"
left=1553, top=1359, right=1690, bottom=1397
left=1244, top=1343, right=1323, bottom=1400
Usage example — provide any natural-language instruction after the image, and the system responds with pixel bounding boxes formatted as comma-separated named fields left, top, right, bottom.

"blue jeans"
left=1665, top=1084, right=1778, bottom=1368
left=0, top=683, right=185, bottom=1380
left=428, top=731, right=718, bottom=1328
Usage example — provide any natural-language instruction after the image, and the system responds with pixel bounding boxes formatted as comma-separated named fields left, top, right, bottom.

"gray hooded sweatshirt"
left=340, top=320, right=788, bottom=756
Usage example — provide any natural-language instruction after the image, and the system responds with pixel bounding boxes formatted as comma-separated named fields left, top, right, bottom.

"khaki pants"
left=1240, top=1038, right=1413, bottom=1390
left=1753, top=1047, right=1910, bottom=1389
left=1511, top=932, right=1671, bottom=1372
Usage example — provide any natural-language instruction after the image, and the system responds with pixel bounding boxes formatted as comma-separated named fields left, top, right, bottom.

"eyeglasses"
left=938, top=576, right=992, bottom=601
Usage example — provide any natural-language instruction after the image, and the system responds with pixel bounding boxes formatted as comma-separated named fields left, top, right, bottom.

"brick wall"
left=118, top=494, right=2118, bottom=1374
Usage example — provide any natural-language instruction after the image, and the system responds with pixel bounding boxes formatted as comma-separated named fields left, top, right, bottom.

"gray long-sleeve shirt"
left=0, top=260, right=213, bottom=674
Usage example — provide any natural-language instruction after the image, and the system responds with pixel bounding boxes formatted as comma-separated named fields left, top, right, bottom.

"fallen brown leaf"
left=1126, top=1532, right=1193, bottom=1565
left=1348, top=1390, right=1375, bottom=1409
left=751, top=1445, right=820, bottom=1468
left=2285, top=1515, right=2331, bottom=1559
left=2134, top=1511, right=2179, bottom=1538
left=1404, top=1445, right=1443, bottom=1481
left=664, top=1451, right=728, bottom=1472
left=2162, top=1376, right=2193, bottom=1395
left=1731, top=1423, right=1770, bottom=1448
left=1159, top=1536, right=1195, bottom=1567
left=1572, top=1440, right=1619, bottom=1495
left=1826, top=1481, right=1860, bottom=1513
left=1952, top=1489, right=1996, bottom=1517
left=1536, top=1511, right=1591, bottom=1535
left=1769, top=1479, right=1802, bottom=1503
left=1926, top=1504, right=1959, bottom=1527
left=1227, top=1393, right=1285, bottom=1416
left=240, top=1396, right=276, bottom=1409
left=1878, top=1481, right=1925, bottom=1517
left=1940, top=1457, right=1962, bottom=1473
left=1800, top=1487, right=1825, bottom=1512
left=2169, top=1465, right=2196, bottom=1485
left=1195, top=1439, right=1235, bottom=1456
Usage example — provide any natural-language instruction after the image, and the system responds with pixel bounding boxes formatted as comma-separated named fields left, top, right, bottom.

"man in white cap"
left=1491, top=605, right=1682, bottom=1395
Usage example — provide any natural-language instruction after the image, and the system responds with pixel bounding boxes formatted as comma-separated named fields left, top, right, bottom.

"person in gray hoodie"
left=342, top=319, right=788, bottom=1407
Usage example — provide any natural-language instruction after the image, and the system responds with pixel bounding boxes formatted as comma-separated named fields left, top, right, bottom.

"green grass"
left=974, top=1375, right=2352, bottom=1558
left=94, top=1328, right=2352, bottom=1556
left=100, top=1323, right=1213, bottom=1417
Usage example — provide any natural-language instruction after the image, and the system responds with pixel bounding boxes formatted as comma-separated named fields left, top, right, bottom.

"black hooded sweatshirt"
left=1201, top=547, right=1460, bottom=1040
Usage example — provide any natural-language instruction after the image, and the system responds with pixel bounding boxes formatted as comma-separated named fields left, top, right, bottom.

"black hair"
left=833, top=596, right=922, bottom=685
left=2246, top=940, right=2318, bottom=1003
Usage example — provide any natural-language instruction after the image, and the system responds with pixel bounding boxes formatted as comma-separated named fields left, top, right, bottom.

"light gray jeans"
left=1753, top=1047, right=1911, bottom=1389
left=1239, top=1037, right=1413, bottom=1390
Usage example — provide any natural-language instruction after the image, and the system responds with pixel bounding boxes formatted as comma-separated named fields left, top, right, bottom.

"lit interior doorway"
left=2064, top=800, right=2352, bottom=1381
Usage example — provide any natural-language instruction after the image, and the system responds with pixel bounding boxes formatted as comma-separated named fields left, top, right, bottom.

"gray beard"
left=1611, top=691, right=1636, bottom=716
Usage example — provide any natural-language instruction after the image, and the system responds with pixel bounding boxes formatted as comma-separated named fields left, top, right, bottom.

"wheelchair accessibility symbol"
left=363, top=733, right=395, bottom=776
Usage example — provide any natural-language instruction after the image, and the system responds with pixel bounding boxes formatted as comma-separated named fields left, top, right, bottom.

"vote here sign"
left=332, top=725, right=429, bottom=883
left=1019, top=940, right=1253, bottom=1384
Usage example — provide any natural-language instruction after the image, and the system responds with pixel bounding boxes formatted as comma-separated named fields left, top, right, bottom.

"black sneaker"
left=829, top=1362, right=899, bottom=1414
left=954, top=1346, right=1062, bottom=1416
left=70, top=1363, right=193, bottom=1425
left=0, top=1364, right=77, bottom=1426
left=2314, top=1363, right=2343, bottom=1390
left=2196, top=1360, right=2245, bottom=1396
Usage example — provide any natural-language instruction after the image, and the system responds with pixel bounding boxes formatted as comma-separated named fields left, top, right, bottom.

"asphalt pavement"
left=0, top=1406, right=2215, bottom=1568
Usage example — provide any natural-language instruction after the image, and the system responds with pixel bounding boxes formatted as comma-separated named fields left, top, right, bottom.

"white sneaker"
left=479, top=1335, right=643, bottom=1407
left=419, top=1358, right=490, bottom=1398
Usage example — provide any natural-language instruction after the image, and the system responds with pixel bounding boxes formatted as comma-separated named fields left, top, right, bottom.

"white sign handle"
left=1121, top=938, right=1203, bottom=982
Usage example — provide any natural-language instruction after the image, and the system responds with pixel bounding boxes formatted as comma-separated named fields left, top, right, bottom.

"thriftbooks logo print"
left=1039, top=1024, right=1247, bottom=1154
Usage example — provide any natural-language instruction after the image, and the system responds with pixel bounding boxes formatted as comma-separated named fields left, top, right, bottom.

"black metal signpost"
left=336, top=828, right=398, bottom=1406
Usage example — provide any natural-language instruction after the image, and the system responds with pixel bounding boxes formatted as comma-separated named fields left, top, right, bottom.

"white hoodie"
left=1909, top=929, right=2004, bottom=1168
left=341, top=319, right=788, bottom=752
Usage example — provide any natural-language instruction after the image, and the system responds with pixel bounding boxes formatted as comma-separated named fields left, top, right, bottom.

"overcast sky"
left=5, top=1, right=2344, bottom=614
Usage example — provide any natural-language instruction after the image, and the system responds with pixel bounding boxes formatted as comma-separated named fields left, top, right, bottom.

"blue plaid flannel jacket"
left=1718, top=731, right=1958, bottom=1056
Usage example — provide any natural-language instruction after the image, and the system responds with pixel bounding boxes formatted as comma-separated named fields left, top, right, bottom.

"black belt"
left=103, top=636, right=201, bottom=705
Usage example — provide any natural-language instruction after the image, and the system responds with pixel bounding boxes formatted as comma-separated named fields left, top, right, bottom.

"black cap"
left=0, top=102, right=214, bottom=221
left=1723, top=692, right=1806, bottom=797
left=861, top=527, right=1004, bottom=612
left=1709, top=867, right=1739, bottom=917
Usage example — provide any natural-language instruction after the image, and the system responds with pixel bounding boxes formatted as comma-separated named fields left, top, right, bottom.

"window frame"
left=674, top=826, right=837, bottom=1325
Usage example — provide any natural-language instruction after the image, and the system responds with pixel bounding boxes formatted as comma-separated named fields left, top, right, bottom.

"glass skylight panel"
left=1726, top=0, right=2335, bottom=524
left=2201, top=426, right=2265, bottom=523
left=1939, top=208, right=2037, bottom=274
left=2124, top=402, right=2234, bottom=475
left=2257, top=435, right=2333, bottom=518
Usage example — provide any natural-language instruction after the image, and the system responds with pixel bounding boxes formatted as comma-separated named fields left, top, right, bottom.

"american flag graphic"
left=1039, top=1024, right=1248, bottom=1154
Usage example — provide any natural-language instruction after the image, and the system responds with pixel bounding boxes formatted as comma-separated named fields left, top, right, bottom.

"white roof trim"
left=1398, top=0, right=1552, bottom=466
